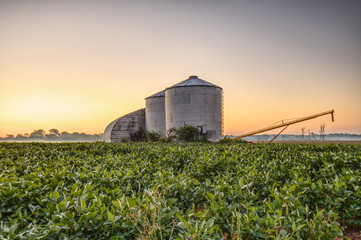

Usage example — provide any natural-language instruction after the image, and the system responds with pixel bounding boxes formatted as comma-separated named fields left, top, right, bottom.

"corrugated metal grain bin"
left=165, top=76, right=223, bottom=141
left=145, top=90, right=166, bottom=137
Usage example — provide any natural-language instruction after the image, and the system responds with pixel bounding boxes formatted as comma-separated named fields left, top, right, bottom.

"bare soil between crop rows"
left=336, top=223, right=361, bottom=239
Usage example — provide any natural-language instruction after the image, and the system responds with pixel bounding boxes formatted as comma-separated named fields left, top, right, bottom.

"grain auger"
left=233, top=110, right=335, bottom=143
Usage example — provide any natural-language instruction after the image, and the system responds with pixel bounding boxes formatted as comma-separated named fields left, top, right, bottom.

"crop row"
left=0, top=142, right=360, bottom=239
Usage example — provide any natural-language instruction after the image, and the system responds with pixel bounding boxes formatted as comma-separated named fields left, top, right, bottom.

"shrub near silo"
left=130, top=128, right=162, bottom=142
left=176, top=125, right=198, bottom=142
left=147, top=131, right=161, bottom=142
left=129, top=128, right=148, bottom=142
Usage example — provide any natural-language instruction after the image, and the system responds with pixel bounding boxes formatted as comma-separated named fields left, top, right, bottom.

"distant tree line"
left=241, top=133, right=361, bottom=142
left=0, top=129, right=102, bottom=142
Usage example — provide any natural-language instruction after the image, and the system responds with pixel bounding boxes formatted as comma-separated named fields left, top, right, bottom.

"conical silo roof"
left=167, top=75, right=222, bottom=89
left=145, top=90, right=165, bottom=99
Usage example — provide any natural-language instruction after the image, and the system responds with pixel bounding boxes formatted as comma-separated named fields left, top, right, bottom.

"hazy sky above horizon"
left=1, top=0, right=360, bottom=137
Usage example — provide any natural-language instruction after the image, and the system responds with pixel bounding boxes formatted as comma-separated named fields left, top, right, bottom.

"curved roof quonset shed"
left=103, top=109, right=145, bottom=142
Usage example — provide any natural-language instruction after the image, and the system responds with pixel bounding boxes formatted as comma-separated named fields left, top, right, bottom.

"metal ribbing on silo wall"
left=145, top=96, right=166, bottom=137
left=165, top=86, right=223, bottom=141
left=103, top=108, right=146, bottom=143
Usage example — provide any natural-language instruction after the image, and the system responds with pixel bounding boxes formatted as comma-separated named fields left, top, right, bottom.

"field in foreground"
left=0, top=142, right=360, bottom=239
left=274, top=141, right=361, bottom=145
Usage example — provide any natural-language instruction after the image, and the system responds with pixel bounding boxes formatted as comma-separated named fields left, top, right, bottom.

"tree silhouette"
left=49, top=129, right=60, bottom=136
left=46, top=129, right=60, bottom=140
left=5, top=134, right=14, bottom=140
left=29, top=129, right=46, bottom=139
left=60, top=131, right=72, bottom=140
left=15, top=134, right=28, bottom=140
left=0, top=129, right=102, bottom=142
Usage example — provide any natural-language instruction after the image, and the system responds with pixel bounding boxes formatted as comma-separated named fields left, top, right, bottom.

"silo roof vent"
left=167, top=75, right=222, bottom=89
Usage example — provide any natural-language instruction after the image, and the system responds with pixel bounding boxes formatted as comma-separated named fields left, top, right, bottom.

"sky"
left=1, top=0, right=360, bottom=137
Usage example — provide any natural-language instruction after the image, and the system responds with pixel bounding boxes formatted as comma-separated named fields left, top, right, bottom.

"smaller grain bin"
left=165, top=75, right=223, bottom=141
left=145, top=90, right=166, bottom=137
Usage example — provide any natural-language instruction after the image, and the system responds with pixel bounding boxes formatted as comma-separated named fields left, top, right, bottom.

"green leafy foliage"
left=0, top=142, right=360, bottom=239
left=219, top=137, right=246, bottom=144
left=129, top=129, right=162, bottom=142
left=176, top=126, right=198, bottom=142
left=129, top=127, right=148, bottom=142
left=147, top=131, right=162, bottom=142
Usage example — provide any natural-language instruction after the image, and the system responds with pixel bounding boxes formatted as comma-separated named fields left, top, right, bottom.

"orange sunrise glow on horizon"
left=1, top=0, right=360, bottom=138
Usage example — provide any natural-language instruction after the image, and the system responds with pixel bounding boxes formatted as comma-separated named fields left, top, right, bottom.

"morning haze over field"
left=0, top=0, right=360, bottom=138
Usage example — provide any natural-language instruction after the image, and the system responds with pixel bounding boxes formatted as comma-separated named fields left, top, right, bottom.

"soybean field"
left=0, top=142, right=360, bottom=239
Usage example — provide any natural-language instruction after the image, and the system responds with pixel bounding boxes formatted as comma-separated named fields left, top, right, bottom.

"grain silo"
left=145, top=90, right=166, bottom=137
left=165, top=75, right=223, bottom=141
